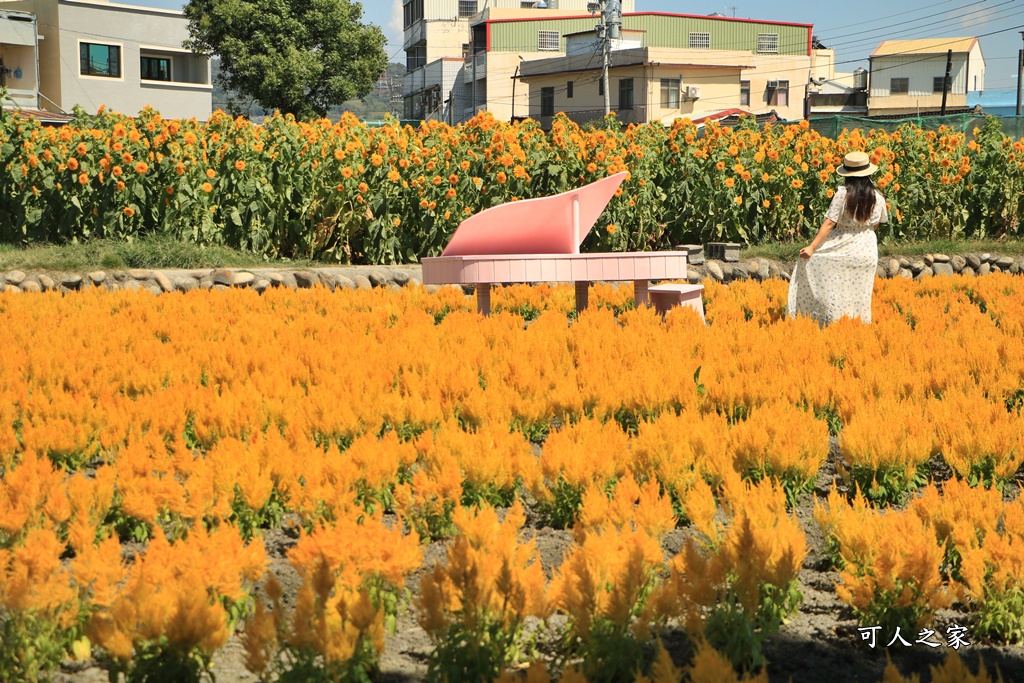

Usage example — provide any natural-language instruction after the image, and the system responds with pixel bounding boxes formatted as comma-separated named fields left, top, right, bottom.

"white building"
left=868, top=37, right=984, bottom=116
left=1, top=0, right=211, bottom=120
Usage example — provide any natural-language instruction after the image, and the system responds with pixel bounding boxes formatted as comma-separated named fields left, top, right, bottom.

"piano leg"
left=575, top=281, right=589, bottom=312
left=476, top=283, right=491, bottom=316
left=634, top=279, right=649, bottom=307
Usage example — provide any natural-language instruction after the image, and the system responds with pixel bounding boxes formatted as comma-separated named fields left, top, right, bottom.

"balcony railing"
left=463, top=52, right=486, bottom=81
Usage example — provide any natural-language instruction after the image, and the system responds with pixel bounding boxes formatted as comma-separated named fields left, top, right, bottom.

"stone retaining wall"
left=688, top=252, right=1024, bottom=284
left=1, top=252, right=1022, bottom=295
left=0, top=266, right=429, bottom=295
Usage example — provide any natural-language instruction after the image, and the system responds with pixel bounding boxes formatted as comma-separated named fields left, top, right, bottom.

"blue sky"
left=126, top=0, right=1024, bottom=91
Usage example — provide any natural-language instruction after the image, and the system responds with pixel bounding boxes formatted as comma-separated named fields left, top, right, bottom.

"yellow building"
left=515, top=14, right=820, bottom=127
left=518, top=44, right=756, bottom=127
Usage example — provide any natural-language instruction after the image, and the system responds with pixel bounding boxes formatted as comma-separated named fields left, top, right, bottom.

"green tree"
left=183, top=0, right=388, bottom=120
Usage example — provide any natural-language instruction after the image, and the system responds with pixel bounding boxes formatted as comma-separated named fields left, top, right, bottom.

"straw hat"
left=836, top=151, right=878, bottom=177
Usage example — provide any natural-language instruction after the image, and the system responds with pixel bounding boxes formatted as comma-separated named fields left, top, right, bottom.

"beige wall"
left=485, top=50, right=559, bottom=122
left=0, top=11, right=39, bottom=108
left=653, top=69, right=739, bottom=123
left=741, top=52, right=812, bottom=120
left=424, top=19, right=469, bottom=61
left=618, top=47, right=811, bottom=120
left=811, top=48, right=834, bottom=81
left=868, top=93, right=967, bottom=116
left=520, top=46, right=810, bottom=122
left=2, top=0, right=61, bottom=110
left=523, top=64, right=743, bottom=125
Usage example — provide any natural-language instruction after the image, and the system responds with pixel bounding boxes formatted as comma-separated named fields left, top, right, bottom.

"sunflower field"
left=1, top=272, right=1024, bottom=682
left=1, top=107, right=1022, bottom=263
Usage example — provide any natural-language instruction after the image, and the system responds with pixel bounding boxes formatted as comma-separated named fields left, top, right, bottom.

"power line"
left=813, top=0, right=964, bottom=33
left=826, top=3, right=1022, bottom=52
left=404, top=3, right=1012, bottom=71
left=817, top=0, right=996, bottom=45
left=474, top=23, right=1024, bottom=115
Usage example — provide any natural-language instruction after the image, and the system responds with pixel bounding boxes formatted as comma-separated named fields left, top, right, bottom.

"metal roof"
left=871, top=37, right=978, bottom=57
left=7, top=108, right=75, bottom=125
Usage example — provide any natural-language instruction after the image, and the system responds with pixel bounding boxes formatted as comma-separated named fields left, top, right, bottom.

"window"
left=538, top=30, right=559, bottom=51
left=80, top=42, right=121, bottom=78
left=890, top=77, right=909, bottom=94
left=767, top=79, right=789, bottom=106
left=688, top=32, right=710, bottom=50
left=140, top=56, right=171, bottom=81
left=462, top=43, right=470, bottom=58
left=618, top=78, right=634, bottom=110
left=406, top=45, right=426, bottom=71
left=740, top=80, right=750, bottom=106
left=472, top=24, right=486, bottom=53
left=756, top=33, right=778, bottom=54
left=660, top=78, right=680, bottom=108
left=541, top=87, right=555, bottom=116
left=933, top=76, right=951, bottom=93
left=598, top=78, right=604, bottom=96
left=567, top=80, right=574, bottom=98
left=403, top=0, right=424, bottom=28
left=458, top=0, right=477, bottom=17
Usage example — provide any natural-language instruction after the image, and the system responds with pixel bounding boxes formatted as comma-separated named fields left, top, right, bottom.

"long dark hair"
left=844, top=175, right=877, bottom=223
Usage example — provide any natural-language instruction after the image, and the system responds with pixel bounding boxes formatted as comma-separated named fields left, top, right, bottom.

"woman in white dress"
left=787, top=151, right=888, bottom=325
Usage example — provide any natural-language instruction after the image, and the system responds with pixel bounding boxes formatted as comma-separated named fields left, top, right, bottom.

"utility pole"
left=389, top=75, right=404, bottom=118
left=940, top=49, right=952, bottom=116
left=597, top=0, right=621, bottom=116
left=1017, top=31, right=1024, bottom=116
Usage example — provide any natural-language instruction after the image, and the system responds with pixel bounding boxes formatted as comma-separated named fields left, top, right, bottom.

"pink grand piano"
left=421, top=172, right=691, bottom=315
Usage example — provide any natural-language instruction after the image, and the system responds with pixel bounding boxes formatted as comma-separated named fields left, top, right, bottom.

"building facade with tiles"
left=1, top=0, right=211, bottom=120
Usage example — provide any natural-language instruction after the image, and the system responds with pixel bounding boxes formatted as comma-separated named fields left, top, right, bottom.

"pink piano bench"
left=648, top=283, right=706, bottom=323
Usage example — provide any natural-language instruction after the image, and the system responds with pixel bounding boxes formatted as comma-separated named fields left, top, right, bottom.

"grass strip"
left=0, top=237, right=1021, bottom=272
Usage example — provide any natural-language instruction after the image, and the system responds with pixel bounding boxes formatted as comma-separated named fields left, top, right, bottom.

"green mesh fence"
left=361, top=120, right=422, bottom=128
left=775, top=114, right=1024, bottom=140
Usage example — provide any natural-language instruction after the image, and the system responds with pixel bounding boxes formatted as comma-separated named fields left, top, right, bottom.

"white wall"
left=967, top=41, right=984, bottom=93
left=56, top=0, right=211, bottom=119
left=870, top=53, right=968, bottom=97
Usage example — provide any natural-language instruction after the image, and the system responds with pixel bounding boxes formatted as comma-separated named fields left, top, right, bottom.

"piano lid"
left=441, top=171, right=628, bottom=257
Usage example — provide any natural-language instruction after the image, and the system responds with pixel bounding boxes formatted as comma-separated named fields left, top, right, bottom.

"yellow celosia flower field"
left=1, top=273, right=1023, bottom=682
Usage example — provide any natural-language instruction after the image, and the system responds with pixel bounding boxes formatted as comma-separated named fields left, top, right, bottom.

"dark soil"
left=53, top=438, right=1024, bottom=683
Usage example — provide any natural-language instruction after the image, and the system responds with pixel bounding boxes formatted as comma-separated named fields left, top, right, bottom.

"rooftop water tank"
left=853, top=67, right=868, bottom=91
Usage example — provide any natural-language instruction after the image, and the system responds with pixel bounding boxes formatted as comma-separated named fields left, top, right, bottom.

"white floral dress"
left=787, top=186, right=887, bottom=325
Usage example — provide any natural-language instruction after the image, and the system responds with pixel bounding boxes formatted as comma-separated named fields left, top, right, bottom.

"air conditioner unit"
left=766, top=80, right=780, bottom=89
left=686, top=85, right=701, bottom=99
